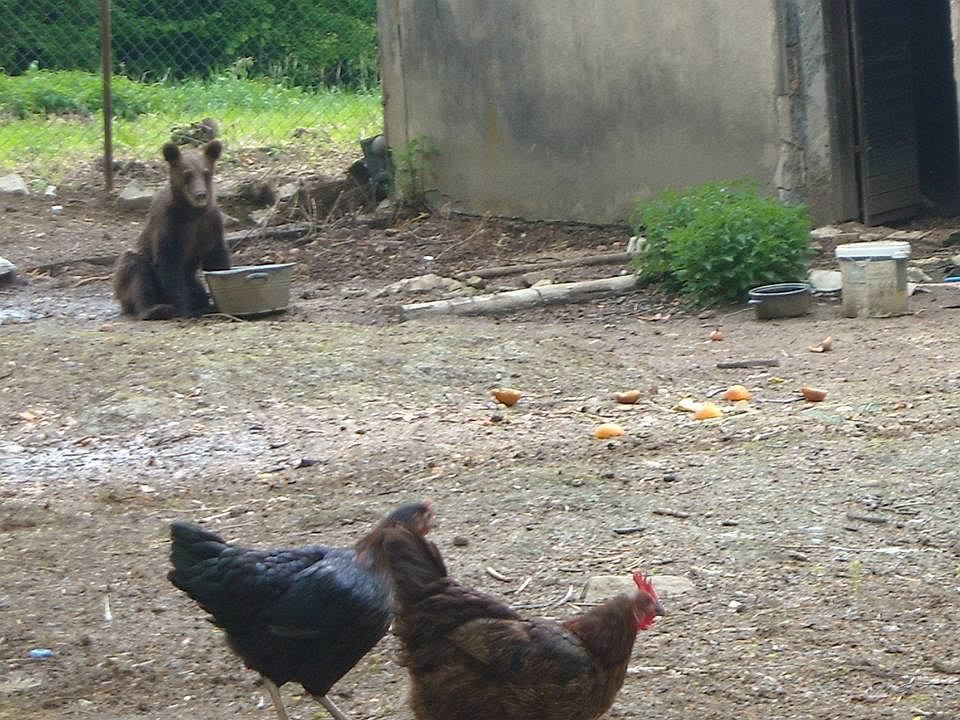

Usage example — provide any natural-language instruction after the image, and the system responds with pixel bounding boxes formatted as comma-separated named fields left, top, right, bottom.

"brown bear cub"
left=113, top=140, right=230, bottom=320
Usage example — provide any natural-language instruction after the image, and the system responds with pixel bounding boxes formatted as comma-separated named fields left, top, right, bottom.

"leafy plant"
left=392, top=135, right=436, bottom=207
left=631, top=181, right=813, bottom=306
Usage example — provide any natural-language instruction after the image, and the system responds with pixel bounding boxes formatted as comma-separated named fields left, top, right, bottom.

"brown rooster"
left=382, top=526, right=664, bottom=720
left=168, top=501, right=434, bottom=720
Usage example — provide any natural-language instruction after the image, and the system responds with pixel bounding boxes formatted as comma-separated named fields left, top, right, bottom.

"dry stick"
left=74, top=275, right=112, bottom=287
left=716, top=359, right=781, bottom=369
left=455, top=251, right=633, bottom=280
left=652, top=508, right=691, bottom=519
left=845, top=511, right=890, bottom=525
left=485, top=566, right=513, bottom=582
left=226, top=222, right=315, bottom=251
left=26, top=254, right=118, bottom=274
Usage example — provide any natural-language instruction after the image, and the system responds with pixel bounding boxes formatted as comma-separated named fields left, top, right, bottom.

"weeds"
left=631, top=181, right=813, bottom=306
left=0, top=69, right=382, bottom=178
left=392, top=135, right=436, bottom=208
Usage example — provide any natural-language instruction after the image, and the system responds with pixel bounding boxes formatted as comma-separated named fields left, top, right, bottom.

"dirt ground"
left=1, top=162, right=960, bottom=720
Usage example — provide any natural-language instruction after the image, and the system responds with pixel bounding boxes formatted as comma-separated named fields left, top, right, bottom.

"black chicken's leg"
left=319, top=695, right=352, bottom=720
left=262, top=677, right=290, bottom=720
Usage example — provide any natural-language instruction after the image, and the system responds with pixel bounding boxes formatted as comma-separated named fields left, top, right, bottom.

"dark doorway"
left=829, top=0, right=959, bottom=224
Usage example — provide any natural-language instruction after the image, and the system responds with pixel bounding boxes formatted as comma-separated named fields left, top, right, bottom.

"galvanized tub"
left=204, top=263, right=295, bottom=317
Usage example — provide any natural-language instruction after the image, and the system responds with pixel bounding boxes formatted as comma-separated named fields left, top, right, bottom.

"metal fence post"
left=99, top=0, right=113, bottom=191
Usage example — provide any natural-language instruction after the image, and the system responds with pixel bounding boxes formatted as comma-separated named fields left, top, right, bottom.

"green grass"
left=0, top=69, right=383, bottom=181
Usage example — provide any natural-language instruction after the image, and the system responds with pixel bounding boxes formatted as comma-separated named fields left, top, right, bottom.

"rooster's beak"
left=654, top=601, right=666, bottom=617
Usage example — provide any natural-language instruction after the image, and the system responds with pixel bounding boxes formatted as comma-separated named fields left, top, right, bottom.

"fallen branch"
left=455, top=252, right=632, bottom=281
left=226, top=222, right=315, bottom=250
left=26, top=254, right=117, bottom=274
left=401, top=274, right=638, bottom=320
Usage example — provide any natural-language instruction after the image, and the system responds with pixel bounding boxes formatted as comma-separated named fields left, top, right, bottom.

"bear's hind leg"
left=113, top=251, right=176, bottom=320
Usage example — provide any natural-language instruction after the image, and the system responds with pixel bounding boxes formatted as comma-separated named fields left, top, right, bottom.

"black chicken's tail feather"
left=382, top=526, right=448, bottom=605
left=168, top=520, right=232, bottom=614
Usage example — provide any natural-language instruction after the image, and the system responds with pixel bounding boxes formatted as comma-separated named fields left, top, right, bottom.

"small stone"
left=276, top=182, right=301, bottom=201
left=886, top=229, right=927, bottom=242
left=249, top=208, right=275, bottom=226
left=581, top=575, right=636, bottom=603
left=810, top=226, right=843, bottom=241
left=651, top=574, right=696, bottom=597
left=116, top=183, right=154, bottom=210
left=808, top=269, right=843, bottom=293
left=0, top=256, right=17, bottom=285
left=452, top=535, right=469, bottom=547
left=627, top=235, right=646, bottom=255
left=522, top=269, right=558, bottom=287
left=374, top=273, right=464, bottom=297
left=943, top=230, right=960, bottom=247
left=0, top=174, right=28, bottom=195
left=907, top=266, right=933, bottom=283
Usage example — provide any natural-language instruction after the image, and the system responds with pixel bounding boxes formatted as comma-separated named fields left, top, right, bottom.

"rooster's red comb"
left=632, top=572, right=658, bottom=601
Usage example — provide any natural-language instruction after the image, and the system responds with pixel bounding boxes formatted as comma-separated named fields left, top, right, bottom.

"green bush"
left=631, top=181, right=813, bottom=306
left=0, top=0, right=380, bottom=89
left=0, top=69, right=158, bottom=119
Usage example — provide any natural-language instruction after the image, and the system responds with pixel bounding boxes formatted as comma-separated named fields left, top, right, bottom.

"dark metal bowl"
left=747, top=282, right=811, bottom=320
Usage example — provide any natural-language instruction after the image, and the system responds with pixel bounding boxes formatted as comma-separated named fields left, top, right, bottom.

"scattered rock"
left=276, top=181, right=301, bottom=202
left=374, top=273, right=465, bottom=297
left=581, top=574, right=694, bottom=603
left=0, top=174, right=28, bottom=196
left=808, top=270, right=843, bottom=293
left=942, top=229, right=960, bottom=247
left=627, top=235, right=646, bottom=255
left=0, top=256, right=17, bottom=285
left=886, top=229, right=927, bottom=242
left=116, top=183, right=154, bottom=210
left=649, top=574, right=696, bottom=597
left=522, top=269, right=558, bottom=287
left=810, top=225, right=843, bottom=241
left=249, top=208, right=275, bottom=226
left=907, top=266, right=934, bottom=283
left=581, top=575, right=635, bottom=602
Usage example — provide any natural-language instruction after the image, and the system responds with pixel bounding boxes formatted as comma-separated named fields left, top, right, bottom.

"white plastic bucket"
left=835, top=241, right=910, bottom=318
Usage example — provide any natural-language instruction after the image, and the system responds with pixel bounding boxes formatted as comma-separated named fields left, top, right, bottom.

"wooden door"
left=849, top=0, right=921, bottom=224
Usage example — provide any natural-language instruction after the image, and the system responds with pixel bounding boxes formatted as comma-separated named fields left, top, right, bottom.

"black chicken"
left=168, top=501, right=435, bottom=720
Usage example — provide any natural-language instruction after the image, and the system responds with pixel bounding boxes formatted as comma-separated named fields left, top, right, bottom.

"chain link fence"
left=0, top=0, right=383, bottom=184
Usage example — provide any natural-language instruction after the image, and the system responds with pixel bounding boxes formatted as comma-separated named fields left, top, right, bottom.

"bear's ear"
left=204, top=140, right=223, bottom=162
left=162, top=143, right=181, bottom=164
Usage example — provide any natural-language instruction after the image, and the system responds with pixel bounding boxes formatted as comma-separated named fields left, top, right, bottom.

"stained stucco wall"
left=379, top=0, right=783, bottom=224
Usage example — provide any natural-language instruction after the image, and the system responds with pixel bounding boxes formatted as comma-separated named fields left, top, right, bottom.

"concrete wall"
left=378, top=0, right=784, bottom=224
